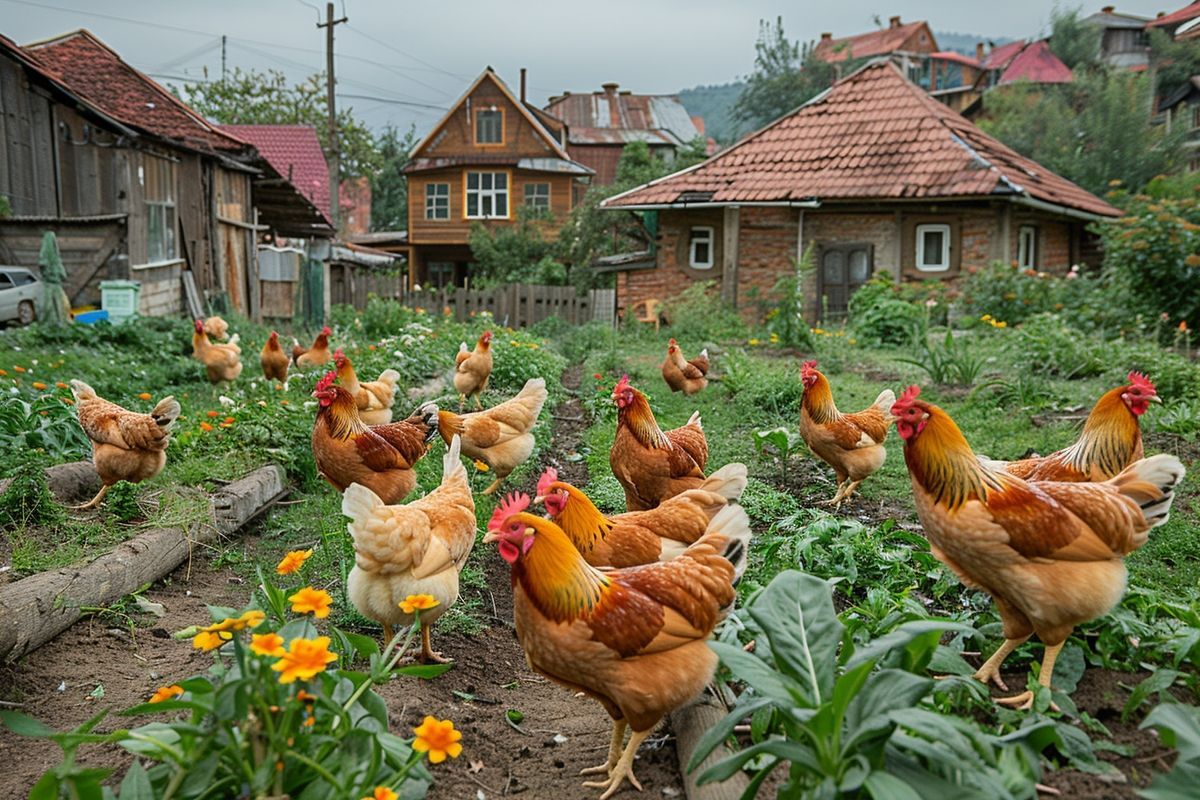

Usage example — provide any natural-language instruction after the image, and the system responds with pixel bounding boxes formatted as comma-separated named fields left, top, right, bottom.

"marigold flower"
left=55, top=381, right=68, bottom=389
left=1181, top=321, right=1189, bottom=332
left=139, top=392, right=152, bottom=400
left=223, top=416, right=235, bottom=424
left=250, top=632, right=286, bottom=657
left=412, top=716, right=462, bottom=764
left=399, top=594, right=440, bottom=614
left=200, top=422, right=214, bottom=432
left=206, top=410, right=219, bottom=418
left=289, top=586, right=333, bottom=618
left=31, top=381, right=46, bottom=390
left=1186, top=254, right=1200, bottom=267
left=280, top=399, right=289, bottom=406
left=473, top=460, right=489, bottom=472
left=277, top=549, right=314, bottom=575
left=271, top=636, right=337, bottom=684
left=276, top=383, right=285, bottom=391
left=366, top=789, right=399, bottom=800
left=149, top=684, right=184, bottom=704
left=193, top=630, right=230, bottom=651
left=0, top=369, right=7, bottom=376
left=13, top=366, right=25, bottom=373
left=61, top=397, right=74, bottom=405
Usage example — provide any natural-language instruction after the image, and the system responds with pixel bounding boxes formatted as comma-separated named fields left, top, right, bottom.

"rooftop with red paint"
left=1146, top=1, right=1200, bottom=28
left=999, top=41, right=1073, bottom=85
left=813, top=16, right=934, bottom=63
left=220, top=125, right=332, bottom=225
left=981, top=40, right=1028, bottom=71
left=604, top=61, right=1119, bottom=218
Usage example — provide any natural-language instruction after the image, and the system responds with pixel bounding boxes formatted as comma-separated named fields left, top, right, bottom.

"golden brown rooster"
left=333, top=349, right=401, bottom=426
left=192, top=318, right=243, bottom=383
left=437, top=377, right=547, bottom=494
left=453, top=330, right=493, bottom=410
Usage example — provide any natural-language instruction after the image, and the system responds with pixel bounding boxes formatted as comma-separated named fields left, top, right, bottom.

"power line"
left=343, top=23, right=470, bottom=82
left=338, top=93, right=446, bottom=111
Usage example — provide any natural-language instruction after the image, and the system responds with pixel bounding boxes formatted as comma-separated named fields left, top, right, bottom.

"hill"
left=677, top=82, right=745, bottom=145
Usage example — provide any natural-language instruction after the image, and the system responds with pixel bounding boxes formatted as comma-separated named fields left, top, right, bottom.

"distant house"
left=1161, top=77, right=1200, bottom=171
left=600, top=61, right=1121, bottom=323
left=543, top=83, right=703, bottom=185
left=928, top=50, right=986, bottom=112
left=962, top=40, right=1073, bottom=120
left=1084, top=6, right=1151, bottom=69
left=219, top=124, right=335, bottom=237
left=401, top=68, right=593, bottom=289
left=1146, top=2, right=1200, bottom=38
left=813, top=16, right=938, bottom=85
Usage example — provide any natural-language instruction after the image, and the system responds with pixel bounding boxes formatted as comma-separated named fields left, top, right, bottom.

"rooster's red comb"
left=1127, top=371, right=1156, bottom=393
left=891, top=385, right=922, bottom=415
left=536, top=467, right=559, bottom=498
left=321, top=326, right=331, bottom=335
left=488, top=492, right=531, bottom=532
left=333, top=348, right=346, bottom=362
left=615, top=374, right=630, bottom=391
left=315, top=371, right=337, bottom=393
left=801, top=360, right=818, bottom=374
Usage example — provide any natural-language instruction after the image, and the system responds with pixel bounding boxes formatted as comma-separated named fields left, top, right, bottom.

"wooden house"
left=813, top=16, right=939, bottom=85
left=601, top=61, right=1121, bottom=323
left=1161, top=77, right=1200, bottom=171
left=1083, top=6, right=1152, bottom=69
left=928, top=50, right=986, bottom=112
left=401, top=68, right=593, bottom=289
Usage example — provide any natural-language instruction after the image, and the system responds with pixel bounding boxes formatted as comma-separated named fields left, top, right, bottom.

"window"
left=475, top=109, right=503, bottom=144
left=0, top=273, right=13, bottom=291
left=915, top=224, right=951, bottom=272
left=819, top=244, right=873, bottom=319
left=425, top=183, right=449, bottom=220
left=689, top=227, right=714, bottom=269
left=9, top=270, right=36, bottom=286
left=1017, top=225, right=1038, bottom=269
left=1192, top=104, right=1200, bottom=131
left=144, top=156, right=177, bottom=263
left=427, top=262, right=455, bottom=290
left=465, top=171, right=508, bottom=219
left=523, top=183, right=550, bottom=211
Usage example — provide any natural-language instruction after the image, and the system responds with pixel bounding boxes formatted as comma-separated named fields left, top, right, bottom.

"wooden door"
left=818, top=243, right=873, bottom=320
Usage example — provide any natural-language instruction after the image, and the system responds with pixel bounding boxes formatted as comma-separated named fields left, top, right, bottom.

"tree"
left=177, top=68, right=378, bottom=179
left=732, top=17, right=839, bottom=130
left=1150, top=28, right=1200, bottom=100
left=467, top=210, right=565, bottom=288
left=370, top=125, right=417, bottom=231
left=1048, top=6, right=1100, bottom=71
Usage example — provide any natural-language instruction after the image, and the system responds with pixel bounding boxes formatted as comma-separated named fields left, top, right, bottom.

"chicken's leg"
left=973, top=635, right=1030, bottom=691
left=71, top=483, right=110, bottom=511
left=583, top=727, right=650, bottom=800
left=996, top=641, right=1063, bottom=711
left=381, top=621, right=395, bottom=650
left=821, top=477, right=849, bottom=506
left=419, top=622, right=451, bottom=664
left=458, top=393, right=466, bottom=411
left=580, top=719, right=626, bottom=776
left=473, top=393, right=483, bottom=411
left=837, top=479, right=864, bottom=505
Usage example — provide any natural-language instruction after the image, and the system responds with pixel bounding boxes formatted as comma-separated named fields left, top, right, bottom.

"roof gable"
left=982, top=39, right=1028, bottom=70
left=999, top=41, right=1073, bottom=84
left=220, top=125, right=331, bottom=225
left=604, top=60, right=1119, bottom=219
left=814, top=20, right=937, bottom=63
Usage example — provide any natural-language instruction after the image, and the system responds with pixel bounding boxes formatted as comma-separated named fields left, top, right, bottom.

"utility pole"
left=318, top=2, right=347, bottom=232
left=220, top=35, right=227, bottom=81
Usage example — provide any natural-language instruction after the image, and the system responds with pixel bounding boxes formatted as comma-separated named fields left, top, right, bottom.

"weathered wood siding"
left=52, top=105, right=128, bottom=217
left=392, top=283, right=614, bottom=327
left=420, top=74, right=562, bottom=161
left=0, top=57, right=57, bottom=216
left=407, top=169, right=576, bottom=245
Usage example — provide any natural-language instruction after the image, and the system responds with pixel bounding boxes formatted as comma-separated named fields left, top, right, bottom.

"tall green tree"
left=1150, top=28, right=1200, bottom=100
left=732, top=17, right=839, bottom=130
left=1048, top=6, right=1100, bottom=71
left=370, top=125, right=417, bottom=231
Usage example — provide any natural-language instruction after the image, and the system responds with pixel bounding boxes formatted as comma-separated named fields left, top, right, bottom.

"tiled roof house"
left=220, top=124, right=335, bottom=232
left=601, top=61, right=1120, bottom=322
left=813, top=16, right=939, bottom=88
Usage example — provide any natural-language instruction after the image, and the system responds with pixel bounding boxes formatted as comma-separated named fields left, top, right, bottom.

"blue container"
left=75, top=309, right=109, bottom=324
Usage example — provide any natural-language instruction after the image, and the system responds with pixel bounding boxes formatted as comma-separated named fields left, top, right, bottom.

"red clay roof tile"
left=814, top=21, right=931, bottom=62
left=220, top=125, right=331, bottom=224
left=999, top=41, right=1073, bottom=85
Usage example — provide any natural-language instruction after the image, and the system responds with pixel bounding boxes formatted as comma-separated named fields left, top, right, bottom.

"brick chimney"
left=889, top=15, right=901, bottom=28
left=520, top=68, right=526, bottom=103
left=601, top=82, right=621, bottom=128
left=976, top=42, right=984, bottom=61
left=820, top=32, right=832, bottom=41
left=1101, top=5, right=1114, bottom=13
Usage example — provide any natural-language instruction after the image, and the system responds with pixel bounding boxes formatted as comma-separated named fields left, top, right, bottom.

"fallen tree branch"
left=670, top=690, right=749, bottom=800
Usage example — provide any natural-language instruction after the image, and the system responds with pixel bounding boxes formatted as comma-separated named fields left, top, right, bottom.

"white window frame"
left=425, top=183, right=449, bottom=220
left=1017, top=225, right=1038, bottom=269
left=475, top=109, right=503, bottom=145
left=465, top=171, right=509, bottom=219
left=523, top=182, right=550, bottom=211
left=689, top=226, right=715, bottom=270
left=145, top=156, right=177, bottom=264
left=915, top=223, right=951, bottom=272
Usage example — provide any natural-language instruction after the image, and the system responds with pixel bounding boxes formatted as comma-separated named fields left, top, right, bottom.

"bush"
left=955, top=261, right=1111, bottom=329
left=848, top=273, right=927, bottom=347
left=1007, top=314, right=1108, bottom=378
left=662, top=282, right=748, bottom=342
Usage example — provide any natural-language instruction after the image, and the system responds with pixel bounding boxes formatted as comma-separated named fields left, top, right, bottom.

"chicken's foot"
left=583, top=727, right=650, bottom=800
left=480, top=478, right=502, bottom=496
left=821, top=479, right=849, bottom=507
left=972, top=635, right=1030, bottom=691
left=71, top=484, right=110, bottom=511
left=580, top=719, right=626, bottom=776
left=419, top=623, right=451, bottom=664
left=473, top=395, right=483, bottom=411
left=457, top=393, right=466, bottom=411
left=995, top=641, right=1062, bottom=711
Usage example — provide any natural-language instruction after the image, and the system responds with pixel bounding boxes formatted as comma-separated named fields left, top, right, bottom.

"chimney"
left=889, top=15, right=901, bottom=28
left=975, top=42, right=984, bottom=61
left=820, top=32, right=832, bottom=41
left=1101, top=5, right=1114, bottom=13
left=520, top=68, right=526, bottom=103
left=602, top=82, right=620, bottom=128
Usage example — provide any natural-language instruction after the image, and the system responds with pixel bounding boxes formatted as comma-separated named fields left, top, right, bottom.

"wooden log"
left=670, top=693, right=750, bottom=800
left=0, top=460, right=101, bottom=501
left=0, top=464, right=287, bottom=662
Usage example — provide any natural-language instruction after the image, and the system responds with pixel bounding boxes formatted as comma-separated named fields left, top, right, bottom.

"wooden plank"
left=64, top=228, right=120, bottom=300
left=182, top=270, right=203, bottom=319
left=721, top=206, right=740, bottom=307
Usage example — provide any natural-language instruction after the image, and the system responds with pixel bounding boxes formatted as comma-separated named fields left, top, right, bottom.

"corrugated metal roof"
left=544, top=88, right=699, bottom=146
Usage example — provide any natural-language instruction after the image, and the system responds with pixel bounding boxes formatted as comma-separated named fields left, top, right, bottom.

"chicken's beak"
left=1149, top=395, right=1162, bottom=403
left=533, top=495, right=545, bottom=504
left=482, top=530, right=499, bottom=544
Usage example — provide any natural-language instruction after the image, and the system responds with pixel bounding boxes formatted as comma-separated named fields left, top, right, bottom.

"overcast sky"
left=1, top=0, right=1180, bottom=133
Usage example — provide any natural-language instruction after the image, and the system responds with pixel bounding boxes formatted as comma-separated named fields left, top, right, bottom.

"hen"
left=453, top=330, right=493, bottom=410
left=192, top=318, right=243, bottom=384
left=535, top=463, right=747, bottom=567
left=334, top=349, right=401, bottom=426
left=437, top=377, right=547, bottom=494
left=293, top=326, right=333, bottom=369
left=893, top=385, right=1184, bottom=708
left=610, top=375, right=708, bottom=511
left=69, top=380, right=181, bottom=509
left=311, top=371, right=438, bottom=504
left=202, top=315, right=229, bottom=341
left=981, top=372, right=1158, bottom=482
left=485, top=492, right=750, bottom=799
left=661, top=338, right=709, bottom=395
left=342, top=435, right=475, bottom=662
left=800, top=360, right=894, bottom=507
left=260, top=331, right=290, bottom=385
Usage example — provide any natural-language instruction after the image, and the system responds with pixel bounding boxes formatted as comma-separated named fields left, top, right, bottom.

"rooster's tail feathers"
left=873, top=388, right=897, bottom=413
left=699, top=504, right=752, bottom=581
left=687, top=410, right=703, bottom=429
left=152, top=396, right=182, bottom=428
left=1112, top=454, right=1186, bottom=528
left=442, top=434, right=466, bottom=483
left=378, top=368, right=401, bottom=386
left=69, top=379, right=96, bottom=402
left=699, top=463, right=748, bottom=503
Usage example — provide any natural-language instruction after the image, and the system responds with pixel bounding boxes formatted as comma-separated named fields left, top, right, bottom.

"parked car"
left=0, top=266, right=41, bottom=326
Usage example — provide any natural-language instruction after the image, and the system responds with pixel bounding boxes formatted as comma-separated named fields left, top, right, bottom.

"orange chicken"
left=610, top=375, right=708, bottom=511
left=69, top=380, right=181, bottom=509
left=893, top=385, right=1184, bottom=708
left=485, top=492, right=750, bottom=799
left=192, top=318, right=243, bottom=383
left=800, top=360, right=894, bottom=507
left=202, top=315, right=230, bottom=341
left=437, top=377, right=547, bottom=494
left=333, top=349, right=401, bottom=425
left=661, top=338, right=709, bottom=395
left=453, top=330, right=493, bottom=410
left=260, top=331, right=290, bottom=384
left=293, top=326, right=333, bottom=369
left=342, top=435, right=475, bottom=662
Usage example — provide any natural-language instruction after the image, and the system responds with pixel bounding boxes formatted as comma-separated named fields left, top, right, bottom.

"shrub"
left=1007, top=314, right=1108, bottom=378
left=849, top=272, right=927, bottom=346
left=662, top=282, right=748, bottom=343
left=955, top=261, right=1113, bottom=329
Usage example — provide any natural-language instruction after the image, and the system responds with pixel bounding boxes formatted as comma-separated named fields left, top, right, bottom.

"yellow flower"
left=271, top=636, right=337, bottom=684
left=276, top=549, right=314, bottom=575
left=473, top=460, right=489, bottom=472
left=365, top=788, right=398, bottom=800
left=250, top=632, right=287, bottom=657
left=768, top=333, right=780, bottom=343
left=289, top=587, right=333, bottom=619
left=748, top=338, right=760, bottom=346
left=203, top=610, right=265, bottom=635
left=399, top=594, right=440, bottom=614
left=412, top=716, right=463, bottom=764
left=192, top=630, right=230, bottom=651
left=849, top=338, right=857, bottom=345
left=138, top=392, right=152, bottom=400
left=148, top=684, right=184, bottom=704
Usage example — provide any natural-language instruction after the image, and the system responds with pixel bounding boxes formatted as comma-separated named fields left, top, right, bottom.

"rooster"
left=293, top=326, right=332, bottom=369
left=342, top=435, right=475, bottom=662
left=485, top=492, right=750, bottom=799
left=981, top=372, right=1159, bottom=482
left=333, top=349, right=401, bottom=426
left=192, top=318, right=243, bottom=384
left=437, top=377, right=547, bottom=494
left=453, top=330, right=493, bottom=410
left=800, top=360, right=894, bottom=507
left=69, top=381, right=181, bottom=509
left=311, top=372, right=438, bottom=504
left=260, top=331, right=290, bottom=385
left=661, top=338, right=709, bottom=395
left=609, top=375, right=708, bottom=511
left=893, top=385, right=1184, bottom=708
left=535, top=463, right=747, bottom=567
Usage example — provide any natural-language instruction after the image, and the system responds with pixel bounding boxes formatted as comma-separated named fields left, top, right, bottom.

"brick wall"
left=960, top=212, right=994, bottom=270
left=736, top=207, right=798, bottom=315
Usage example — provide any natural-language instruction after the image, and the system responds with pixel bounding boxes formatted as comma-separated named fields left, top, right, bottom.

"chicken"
left=202, top=315, right=229, bottom=341
left=980, top=372, right=1158, bottom=482
left=609, top=375, right=708, bottom=511
left=334, top=348, right=401, bottom=426
left=437, top=377, right=547, bottom=495
left=535, top=463, right=747, bottom=567
left=453, top=330, right=493, bottom=410
left=260, top=331, right=290, bottom=385
left=69, top=380, right=181, bottom=510
left=192, top=318, right=243, bottom=384
left=661, top=338, right=709, bottom=395
left=311, top=371, right=438, bottom=504
left=800, top=360, right=894, bottom=507
left=342, top=435, right=475, bottom=662
left=892, top=385, right=1185, bottom=709
left=485, top=492, right=750, bottom=799
left=293, top=326, right=333, bottom=369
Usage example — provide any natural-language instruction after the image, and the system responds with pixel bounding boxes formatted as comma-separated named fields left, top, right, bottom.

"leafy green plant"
left=899, top=329, right=990, bottom=386
left=753, top=426, right=802, bottom=481
left=1138, top=703, right=1200, bottom=799
left=1151, top=398, right=1200, bottom=442
left=848, top=272, right=927, bottom=347
left=662, top=281, right=749, bottom=343
left=0, top=453, right=64, bottom=528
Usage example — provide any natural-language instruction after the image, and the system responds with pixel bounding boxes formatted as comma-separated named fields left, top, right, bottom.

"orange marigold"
left=148, top=684, right=184, bottom=704
left=276, top=549, right=314, bottom=575
left=288, top=586, right=333, bottom=618
left=412, top=716, right=462, bottom=764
